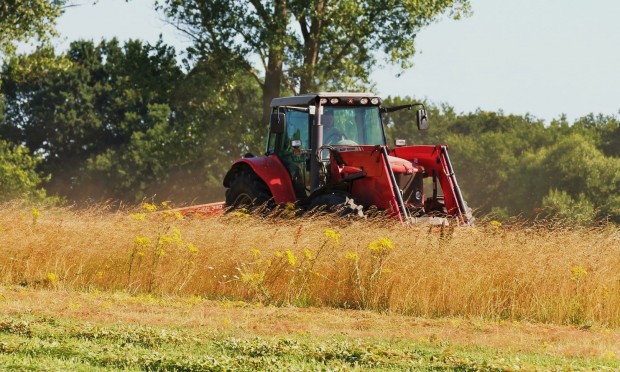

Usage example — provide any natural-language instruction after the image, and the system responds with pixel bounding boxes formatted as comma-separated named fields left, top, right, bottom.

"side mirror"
left=416, top=109, right=429, bottom=130
left=270, top=113, right=286, bottom=134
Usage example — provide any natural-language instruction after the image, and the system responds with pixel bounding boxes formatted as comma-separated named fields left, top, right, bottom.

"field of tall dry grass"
left=1, top=201, right=619, bottom=326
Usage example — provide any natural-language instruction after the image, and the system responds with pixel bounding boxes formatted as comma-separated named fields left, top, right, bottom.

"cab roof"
left=270, top=92, right=379, bottom=107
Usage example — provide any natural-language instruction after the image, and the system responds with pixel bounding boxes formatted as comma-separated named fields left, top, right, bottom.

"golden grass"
left=1, top=201, right=619, bottom=326
left=2, top=286, right=619, bottom=362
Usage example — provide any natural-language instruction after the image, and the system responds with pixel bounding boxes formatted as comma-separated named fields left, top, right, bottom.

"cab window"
left=284, top=110, right=310, bottom=150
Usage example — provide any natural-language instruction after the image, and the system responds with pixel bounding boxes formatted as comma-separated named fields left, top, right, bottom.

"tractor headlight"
left=330, top=98, right=339, bottom=104
left=415, top=191, right=422, bottom=200
left=370, top=97, right=380, bottom=105
left=319, top=98, right=328, bottom=104
left=360, top=98, right=369, bottom=104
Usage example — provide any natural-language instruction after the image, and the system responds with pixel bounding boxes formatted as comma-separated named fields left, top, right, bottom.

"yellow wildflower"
left=142, top=202, right=157, bottom=212
left=46, top=272, right=57, bottom=283
left=32, top=207, right=41, bottom=220
left=251, top=248, right=261, bottom=258
left=134, top=236, right=152, bottom=248
left=345, top=251, right=359, bottom=261
left=171, top=227, right=182, bottom=244
left=158, top=235, right=174, bottom=246
left=130, top=213, right=146, bottom=220
left=303, top=248, right=313, bottom=260
left=285, top=249, right=297, bottom=267
left=241, top=271, right=265, bottom=284
left=274, top=251, right=284, bottom=258
left=324, top=228, right=341, bottom=245
left=187, top=243, right=198, bottom=254
left=69, top=302, right=81, bottom=310
left=231, top=211, right=250, bottom=219
left=571, top=266, right=588, bottom=281
left=368, top=237, right=395, bottom=253
left=490, top=220, right=502, bottom=228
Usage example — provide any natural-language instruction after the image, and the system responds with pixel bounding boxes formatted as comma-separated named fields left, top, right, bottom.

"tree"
left=0, top=0, right=65, bottom=202
left=1, top=39, right=184, bottom=199
left=0, top=140, right=47, bottom=201
left=156, top=0, right=470, bottom=123
left=527, top=134, right=620, bottom=222
left=1, top=39, right=263, bottom=202
left=0, top=0, right=65, bottom=60
left=572, top=113, right=620, bottom=158
left=540, top=189, right=595, bottom=226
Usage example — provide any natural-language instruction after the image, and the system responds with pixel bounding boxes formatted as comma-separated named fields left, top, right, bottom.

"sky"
left=54, top=0, right=620, bottom=123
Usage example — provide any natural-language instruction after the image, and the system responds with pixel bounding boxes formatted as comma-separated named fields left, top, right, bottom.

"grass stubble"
left=1, top=201, right=619, bottom=370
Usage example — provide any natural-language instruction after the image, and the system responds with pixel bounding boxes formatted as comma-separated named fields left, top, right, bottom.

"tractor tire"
left=225, top=170, right=273, bottom=212
left=308, top=191, right=364, bottom=218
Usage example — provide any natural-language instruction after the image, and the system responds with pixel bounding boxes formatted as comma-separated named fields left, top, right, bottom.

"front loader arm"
left=392, top=145, right=469, bottom=225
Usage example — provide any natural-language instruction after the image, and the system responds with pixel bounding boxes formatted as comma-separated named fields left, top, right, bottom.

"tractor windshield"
left=322, top=106, right=384, bottom=146
left=270, top=105, right=385, bottom=156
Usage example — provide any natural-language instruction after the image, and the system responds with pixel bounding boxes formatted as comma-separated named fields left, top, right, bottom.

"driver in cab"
left=322, top=109, right=356, bottom=145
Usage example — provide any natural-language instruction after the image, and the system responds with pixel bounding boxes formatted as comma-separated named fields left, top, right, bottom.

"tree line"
left=1, top=39, right=262, bottom=202
left=1, top=1, right=618, bottom=223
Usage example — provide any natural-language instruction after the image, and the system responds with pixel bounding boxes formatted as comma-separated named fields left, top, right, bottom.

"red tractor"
left=223, top=92, right=472, bottom=224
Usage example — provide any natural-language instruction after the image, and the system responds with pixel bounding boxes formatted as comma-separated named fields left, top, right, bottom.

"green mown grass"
left=1, top=311, right=618, bottom=371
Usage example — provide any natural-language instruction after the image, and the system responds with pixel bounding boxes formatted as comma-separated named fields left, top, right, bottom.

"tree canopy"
left=0, top=0, right=65, bottom=200
left=1, top=38, right=262, bottom=202
left=0, top=0, right=65, bottom=59
left=156, top=0, right=470, bottom=121
left=0, top=140, right=47, bottom=201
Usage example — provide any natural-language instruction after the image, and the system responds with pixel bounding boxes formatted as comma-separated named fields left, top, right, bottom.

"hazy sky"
left=55, top=0, right=620, bottom=123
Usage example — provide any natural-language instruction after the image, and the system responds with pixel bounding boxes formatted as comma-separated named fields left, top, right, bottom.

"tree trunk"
left=262, top=50, right=283, bottom=125
left=299, top=0, right=326, bottom=93
left=261, top=0, right=287, bottom=125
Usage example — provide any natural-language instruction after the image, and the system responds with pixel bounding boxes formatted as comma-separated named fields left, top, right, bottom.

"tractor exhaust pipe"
left=310, top=102, right=323, bottom=191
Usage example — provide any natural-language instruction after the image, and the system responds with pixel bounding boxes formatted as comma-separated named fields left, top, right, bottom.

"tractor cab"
left=266, top=93, right=391, bottom=197
left=224, top=92, right=472, bottom=224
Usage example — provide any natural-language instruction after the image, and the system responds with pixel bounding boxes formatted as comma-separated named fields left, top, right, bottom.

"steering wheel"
left=324, top=130, right=348, bottom=145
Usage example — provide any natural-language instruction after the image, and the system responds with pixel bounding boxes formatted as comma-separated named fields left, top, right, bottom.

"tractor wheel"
left=225, top=170, right=273, bottom=212
left=308, top=191, right=364, bottom=217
